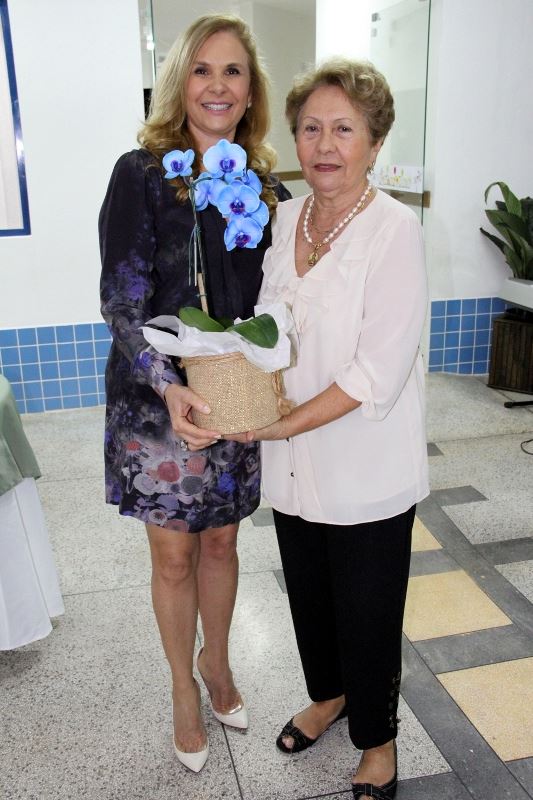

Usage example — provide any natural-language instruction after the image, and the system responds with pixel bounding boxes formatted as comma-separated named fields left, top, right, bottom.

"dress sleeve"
left=334, top=210, right=428, bottom=420
left=99, top=151, right=182, bottom=399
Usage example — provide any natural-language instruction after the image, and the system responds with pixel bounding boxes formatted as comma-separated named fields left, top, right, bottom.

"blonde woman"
left=99, top=14, right=289, bottom=772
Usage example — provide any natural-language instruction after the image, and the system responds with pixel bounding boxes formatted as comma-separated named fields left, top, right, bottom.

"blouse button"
left=290, top=472, right=294, bottom=477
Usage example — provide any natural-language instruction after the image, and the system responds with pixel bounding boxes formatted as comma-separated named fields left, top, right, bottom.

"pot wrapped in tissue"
left=142, top=303, right=294, bottom=434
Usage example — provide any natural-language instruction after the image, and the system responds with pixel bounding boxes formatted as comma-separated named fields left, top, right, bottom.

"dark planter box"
left=488, top=310, right=533, bottom=393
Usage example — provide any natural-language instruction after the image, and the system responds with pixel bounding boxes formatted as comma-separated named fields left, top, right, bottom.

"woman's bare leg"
left=146, top=523, right=206, bottom=753
left=196, top=523, right=242, bottom=712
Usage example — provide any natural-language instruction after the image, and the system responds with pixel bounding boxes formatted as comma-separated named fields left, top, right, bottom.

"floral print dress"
left=99, top=149, right=289, bottom=533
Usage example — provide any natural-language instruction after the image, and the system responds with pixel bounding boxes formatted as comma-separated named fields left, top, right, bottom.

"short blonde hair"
left=139, top=14, right=278, bottom=209
left=286, top=58, right=394, bottom=144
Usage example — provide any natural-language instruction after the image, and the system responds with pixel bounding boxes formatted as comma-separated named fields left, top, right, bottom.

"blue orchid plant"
left=162, top=138, right=267, bottom=251
left=161, top=139, right=277, bottom=349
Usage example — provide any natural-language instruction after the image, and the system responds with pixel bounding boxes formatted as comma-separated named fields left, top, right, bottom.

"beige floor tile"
left=403, top=570, right=511, bottom=641
left=412, top=517, right=442, bottom=551
left=438, top=657, right=533, bottom=761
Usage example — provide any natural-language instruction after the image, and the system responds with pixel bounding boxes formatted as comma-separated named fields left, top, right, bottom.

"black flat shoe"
left=276, top=706, right=347, bottom=753
left=352, top=741, right=397, bottom=800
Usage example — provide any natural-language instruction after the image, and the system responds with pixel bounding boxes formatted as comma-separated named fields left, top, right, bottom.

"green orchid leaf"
left=179, top=306, right=225, bottom=332
left=226, top=313, right=279, bottom=349
left=485, top=182, right=523, bottom=217
left=500, top=240, right=525, bottom=278
left=218, top=317, right=234, bottom=330
left=521, top=197, right=533, bottom=244
left=507, top=229, right=533, bottom=275
left=480, top=227, right=506, bottom=254
left=485, top=209, right=528, bottom=241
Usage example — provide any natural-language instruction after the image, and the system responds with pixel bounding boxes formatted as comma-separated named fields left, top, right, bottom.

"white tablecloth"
left=0, top=477, right=64, bottom=650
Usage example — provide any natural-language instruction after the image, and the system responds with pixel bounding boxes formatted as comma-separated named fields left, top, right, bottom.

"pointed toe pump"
left=173, top=739, right=209, bottom=773
left=197, top=648, right=248, bottom=730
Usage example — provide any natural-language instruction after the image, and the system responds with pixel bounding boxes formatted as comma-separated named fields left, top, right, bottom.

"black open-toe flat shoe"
left=276, top=706, right=347, bottom=754
left=352, top=741, right=397, bottom=800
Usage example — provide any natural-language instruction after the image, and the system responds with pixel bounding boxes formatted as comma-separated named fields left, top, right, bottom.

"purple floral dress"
left=99, top=149, right=289, bottom=533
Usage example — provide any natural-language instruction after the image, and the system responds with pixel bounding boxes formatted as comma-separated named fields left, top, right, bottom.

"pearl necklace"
left=303, top=183, right=373, bottom=267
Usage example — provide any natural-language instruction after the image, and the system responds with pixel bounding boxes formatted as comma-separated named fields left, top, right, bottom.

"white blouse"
left=260, top=190, right=429, bottom=525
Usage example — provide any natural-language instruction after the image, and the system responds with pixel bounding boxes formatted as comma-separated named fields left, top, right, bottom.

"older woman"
left=228, top=60, right=428, bottom=799
left=99, top=15, right=288, bottom=773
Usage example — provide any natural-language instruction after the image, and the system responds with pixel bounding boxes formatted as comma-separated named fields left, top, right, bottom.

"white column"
left=316, top=0, right=371, bottom=62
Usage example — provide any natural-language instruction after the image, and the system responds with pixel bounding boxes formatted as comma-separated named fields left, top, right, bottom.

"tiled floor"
left=1, top=374, right=533, bottom=799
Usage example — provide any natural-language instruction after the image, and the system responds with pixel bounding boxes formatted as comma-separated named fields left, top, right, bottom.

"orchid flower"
left=215, top=182, right=261, bottom=217
left=203, top=139, right=247, bottom=181
left=162, top=148, right=194, bottom=178
left=224, top=216, right=263, bottom=250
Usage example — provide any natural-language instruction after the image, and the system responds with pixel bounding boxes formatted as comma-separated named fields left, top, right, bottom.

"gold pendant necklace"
left=303, top=183, right=372, bottom=268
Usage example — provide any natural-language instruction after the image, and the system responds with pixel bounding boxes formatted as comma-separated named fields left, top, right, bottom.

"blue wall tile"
left=43, top=380, right=61, bottom=398
left=78, top=359, right=96, bottom=377
left=44, top=397, right=62, bottom=411
left=60, top=378, right=79, bottom=396
left=19, top=346, right=37, bottom=363
left=26, top=398, right=44, bottom=413
left=24, top=381, right=43, bottom=399
left=445, top=316, right=461, bottom=332
left=2, top=347, right=20, bottom=365
left=458, top=363, right=474, bottom=374
left=476, top=298, right=491, bottom=313
left=56, top=325, right=74, bottom=343
left=461, top=299, right=476, bottom=314
left=38, top=343, right=58, bottom=362
left=95, top=340, right=111, bottom=358
left=459, top=346, right=474, bottom=363
left=62, top=396, right=81, bottom=409
left=476, top=313, right=491, bottom=330
left=37, top=326, right=56, bottom=344
left=74, top=324, right=92, bottom=341
left=445, top=332, right=460, bottom=348
left=446, top=299, right=461, bottom=315
left=460, top=331, right=475, bottom=347
left=461, top=315, right=476, bottom=331
left=21, top=364, right=40, bottom=381
left=444, top=348, right=459, bottom=365
left=93, top=322, right=111, bottom=340
left=76, top=341, right=95, bottom=359
left=58, top=342, right=76, bottom=360
left=10, top=382, right=24, bottom=401
left=0, top=330, right=17, bottom=347
left=2, top=365, right=22, bottom=382
left=41, top=362, right=59, bottom=380
left=79, top=377, right=97, bottom=394
left=81, top=394, right=99, bottom=407
left=18, top=328, right=36, bottom=346
left=427, top=296, right=504, bottom=377
left=59, top=360, right=77, bottom=378
left=474, top=345, right=489, bottom=362
left=429, top=350, right=443, bottom=367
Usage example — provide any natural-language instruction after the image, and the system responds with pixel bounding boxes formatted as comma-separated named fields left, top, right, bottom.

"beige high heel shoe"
left=172, top=680, right=209, bottom=772
left=196, top=647, right=248, bottom=730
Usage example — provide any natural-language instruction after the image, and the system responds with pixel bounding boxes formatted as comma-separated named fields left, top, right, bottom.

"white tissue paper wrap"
left=141, top=303, right=293, bottom=373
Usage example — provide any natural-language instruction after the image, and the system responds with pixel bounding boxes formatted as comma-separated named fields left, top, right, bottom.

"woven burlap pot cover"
left=181, top=351, right=285, bottom=434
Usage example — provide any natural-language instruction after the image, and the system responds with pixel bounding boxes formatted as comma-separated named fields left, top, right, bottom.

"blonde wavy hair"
left=286, top=58, right=395, bottom=145
left=139, top=14, right=278, bottom=211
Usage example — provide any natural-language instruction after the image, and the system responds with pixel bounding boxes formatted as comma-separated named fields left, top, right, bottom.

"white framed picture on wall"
left=0, top=0, right=30, bottom=237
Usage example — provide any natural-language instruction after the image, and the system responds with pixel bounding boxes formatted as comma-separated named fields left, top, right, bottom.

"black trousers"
left=274, top=505, right=415, bottom=751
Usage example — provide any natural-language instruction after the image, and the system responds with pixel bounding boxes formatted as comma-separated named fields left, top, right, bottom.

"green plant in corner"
left=480, top=181, right=533, bottom=280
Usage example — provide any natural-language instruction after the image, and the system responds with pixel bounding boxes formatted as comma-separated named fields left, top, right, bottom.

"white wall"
left=424, top=0, right=533, bottom=299
left=0, top=0, right=144, bottom=328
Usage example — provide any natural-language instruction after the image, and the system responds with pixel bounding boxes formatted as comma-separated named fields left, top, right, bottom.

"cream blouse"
left=259, top=190, right=429, bottom=524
